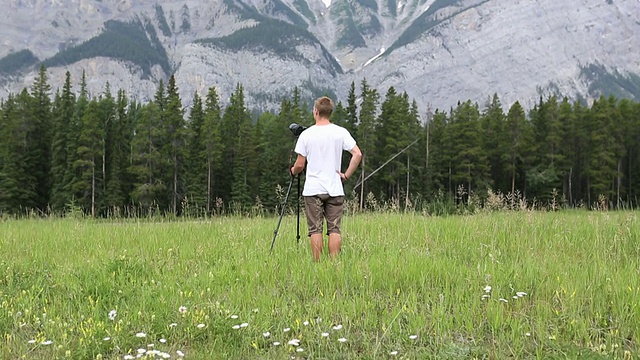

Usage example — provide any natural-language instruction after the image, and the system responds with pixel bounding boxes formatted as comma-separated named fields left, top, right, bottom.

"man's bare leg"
left=328, top=233, right=341, bottom=258
left=310, top=233, right=323, bottom=261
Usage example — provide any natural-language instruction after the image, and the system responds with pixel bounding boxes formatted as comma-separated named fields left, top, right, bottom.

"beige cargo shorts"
left=303, top=194, right=345, bottom=236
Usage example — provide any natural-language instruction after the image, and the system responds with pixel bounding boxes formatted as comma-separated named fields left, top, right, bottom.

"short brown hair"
left=314, top=96, right=334, bottom=119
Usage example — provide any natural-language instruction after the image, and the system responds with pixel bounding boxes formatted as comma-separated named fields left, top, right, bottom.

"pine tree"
left=163, top=75, right=187, bottom=215
left=28, top=65, right=53, bottom=211
left=104, top=89, right=132, bottom=215
left=528, top=95, right=563, bottom=201
left=50, top=72, right=76, bottom=211
left=259, top=98, right=300, bottom=212
left=424, top=109, right=450, bottom=197
left=219, top=84, right=246, bottom=207
left=63, top=72, right=89, bottom=211
left=185, top=92, right=206, bottom=215
left=618, top=98, right=640, bottom=205
left=0, top=92, right=37, bottom=213
left=72, top=99, right=105, bottom=216
left=584, top=96, right=617, bottom=205
left=356, top=79, right=379, bottom=208
left=96, top=84, right=116, bottom=215
left=229, top=86, right=257, bottom=209
left=344, top=81, right=358, bottom=136
left=481, top=94, right=508, bottom=193
left=557, top=97, right=579, bottom=204
left=130, top=102, right=166, bottom=214
left=201, top=87, right=224, bottom=214
left=503, top=101, right=533, bottom=196
left=449, top=100, right=489, bottom=201
left=375, top=87, right=420, bottom=202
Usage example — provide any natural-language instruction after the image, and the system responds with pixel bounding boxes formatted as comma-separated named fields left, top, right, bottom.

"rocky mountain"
left=1, top=0, right=639, bottom=115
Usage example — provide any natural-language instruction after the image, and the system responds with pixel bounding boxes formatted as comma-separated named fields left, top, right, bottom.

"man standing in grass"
left=290, top=96, right=362, bottom=261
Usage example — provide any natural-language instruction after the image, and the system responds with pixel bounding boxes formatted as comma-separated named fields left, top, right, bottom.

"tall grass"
left=0, top=211, right=638, bottom=359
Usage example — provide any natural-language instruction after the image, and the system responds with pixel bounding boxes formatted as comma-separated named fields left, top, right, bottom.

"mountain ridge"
left=1, top=0, right=639, bottom=114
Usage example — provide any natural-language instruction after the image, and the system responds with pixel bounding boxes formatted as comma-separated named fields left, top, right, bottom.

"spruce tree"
left=375, top=87, right=419, bottom=202
left=28, top=65, right=53, bottom=211
left=72, top=99, right=105, bottom=216
left=345, top=81, right=358, bottom=136
left=104, top=89, right=131, bottom=215
left=163, top=75, right=187, bottom=215
left=50, top=72, right=76, bottom=211
left=201, top=87, right=224, bottom=214
left=356, top=79, right=379, bottom=208
left=219, top=84, right=246, bottom=207
left=503, top=101, right=533, bottom=196
left=449, top=100, right=489, bottom=201
left=481, top=94, right=508, bottom=193
left=130, top=103, right=166, bottom=214
left=185, top=92, right=206, bottom=215
left=0, top=92, right=37, bottom=213
left=585, top=96, right=617, bottom=205
left=62, top=72, right=89, bottom=211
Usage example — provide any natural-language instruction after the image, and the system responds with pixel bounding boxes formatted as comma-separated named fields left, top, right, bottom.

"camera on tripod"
left=289, top=123, right=307, bottom=137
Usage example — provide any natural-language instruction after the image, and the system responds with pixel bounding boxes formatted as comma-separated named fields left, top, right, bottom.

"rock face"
left=1, top=0, right=639, bottom=114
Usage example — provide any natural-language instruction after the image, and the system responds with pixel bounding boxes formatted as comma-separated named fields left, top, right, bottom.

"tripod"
left=269, top=172, right=301, bottom=253
left=269, top=123, right=308, bottom=253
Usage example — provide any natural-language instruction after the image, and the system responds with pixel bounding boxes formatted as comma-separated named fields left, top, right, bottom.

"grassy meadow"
left=0, top=210, right=639, bottom=359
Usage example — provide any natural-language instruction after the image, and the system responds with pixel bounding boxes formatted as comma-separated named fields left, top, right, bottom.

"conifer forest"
left=1, top=66, right=640, bottom=217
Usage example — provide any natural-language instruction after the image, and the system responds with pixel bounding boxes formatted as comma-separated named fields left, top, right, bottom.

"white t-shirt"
left=294, top=123, right=357, bottom=197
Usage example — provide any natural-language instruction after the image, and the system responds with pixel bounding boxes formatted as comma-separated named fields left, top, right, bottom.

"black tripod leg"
left=270, top=175, right=295, bottom=253
left=296, top=174, right=301, bottom=244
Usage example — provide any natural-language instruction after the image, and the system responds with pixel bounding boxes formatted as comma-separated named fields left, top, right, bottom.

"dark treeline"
left=1, top=65, right=640, bottom=217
